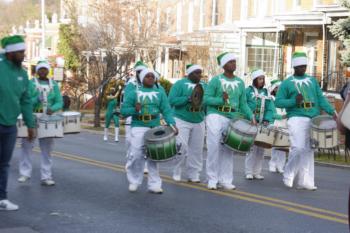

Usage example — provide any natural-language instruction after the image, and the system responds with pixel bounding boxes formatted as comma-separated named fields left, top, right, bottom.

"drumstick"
left=169, top=124, right=177, bottom=133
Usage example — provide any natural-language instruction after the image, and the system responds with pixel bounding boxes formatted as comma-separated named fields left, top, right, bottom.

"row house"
left=156, top=0, right=350, bottom=90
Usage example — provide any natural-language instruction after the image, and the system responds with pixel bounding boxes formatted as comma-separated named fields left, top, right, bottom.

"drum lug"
left=176, top=143, right=182, bottom=155
left=310, top=139, right=319, bottom=149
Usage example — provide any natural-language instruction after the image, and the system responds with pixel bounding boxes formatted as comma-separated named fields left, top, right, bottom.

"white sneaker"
left=18, top=175, right=30, bottom=183
left=219, top=183, right=236, bottom=190
left=41, top=179, right=55, bottom=186
left=148, top=187, right=163, bottom=194
left=297, top=185, right=317, bottom=191
left=0, top=200, right=19, bottom=211
left=114, top=136, right=119, bottom=142
left=254, top=174, right=264, bottom=180
left=277, top=169, right=284, bottom=174
left=143, top=167, right=149, bottom=174
left=269, top=167, right=277, bottom=173
left=207, top=182, right=217, bottom=190
left=172, top=174, right=181, bottom=182
left=103, top=135, right=108, bottom=141
left=245, top=174, right=253, bottom=180
left=128, top=184, right=138, bottom=192
left=187, top=178, right=200, bottom=183
left=283, top=178, right=293, bottom=188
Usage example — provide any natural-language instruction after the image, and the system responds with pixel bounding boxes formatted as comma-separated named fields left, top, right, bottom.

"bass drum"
left=222, top=118, right=257, bottom=153
left=144, top=126, right=178, bottom=162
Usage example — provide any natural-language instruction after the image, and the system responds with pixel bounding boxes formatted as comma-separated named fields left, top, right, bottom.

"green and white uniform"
left=105, top=99, right=119, bottom=128
left=275, top=74, right=334, bottom=189
left=168, top=77, right=206, bottom=182
left=20, top=76, right=63, bottom=182
left=121, top=69, right=175, bottom=191
left=245, top=85, right=273, bottom=179
left=204, top=73, right=254, bottom=188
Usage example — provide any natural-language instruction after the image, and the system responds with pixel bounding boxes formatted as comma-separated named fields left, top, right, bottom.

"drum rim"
left=230, top=118, right=258, bottom=135
left=311, top=115, right=336, bottom=130
left=144, top=126, right=175, bottom=142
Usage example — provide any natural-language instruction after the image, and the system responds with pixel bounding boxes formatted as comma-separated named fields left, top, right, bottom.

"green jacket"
left=204, top=74, right=253, bottom=120
left=275, top=74, right=334, bottom=118
left=30, top=78, right=63, bottom=113
left=168, top=77, right=206, bottom=123
left=121, top=85, right=175, bottom=128
left=245, top=86, right=274, bottom=123
left=123, top=77, right=165, bottom=100
left=0, top=57, right=35, bottom=127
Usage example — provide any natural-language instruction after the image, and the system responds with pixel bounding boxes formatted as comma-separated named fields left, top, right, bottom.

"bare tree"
left=62, top=0, right=161, bottom=127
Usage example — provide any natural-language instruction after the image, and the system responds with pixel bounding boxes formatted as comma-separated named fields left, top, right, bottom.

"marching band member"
left=121, top=68, right=178, bottom=194
left=268, top=80, right=287, bottom=173
left=18, top=61, right=63, bottom=186
left=168, top=64, right=206, bottom=183
left=123, top=61, right=149, bottom=173
left=0, top=35, right=35, bottom=210
left=204, top=52, right=255, bottom=190
left=275, top=52, right=336, bottom=191
left=245, top=69, right=274, bottom=180
left=103, top=87, right=120, bottom=142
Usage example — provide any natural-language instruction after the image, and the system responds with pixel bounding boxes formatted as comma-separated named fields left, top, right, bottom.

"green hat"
left=186, top=64, right=203, bottom=75
left=1, top=35, right=26, bottom=52
left=251, top=68, right=265, bottom=80
left=292, top=51, right=307, bottom=67
left=134, top=60, right=148, bottom=72
left=35, top=60, right=51, bottom=73
left=270, top=79, right=282, bottom=93
left=217, top=52, right=236, bottom=68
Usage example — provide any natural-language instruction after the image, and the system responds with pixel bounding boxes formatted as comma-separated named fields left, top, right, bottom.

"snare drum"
left=255, top=125, right=276, bottom=149
left=273, top=127, right=290, bottom=148
left=144, top=126, right=177, bottom=162
left=310, top=115, right=338, bottom=149
left=222, top=118, right=257, bottom=153
left=37, top=114, right=64, bottom=139
left=62, top=111, right=81, bottom=134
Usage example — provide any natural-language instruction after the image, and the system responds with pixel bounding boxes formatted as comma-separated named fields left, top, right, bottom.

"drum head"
left=39, top=114, right=63, bottom=122
left=191, top=84, right=204, bottom=108
left=63, top=111, right=81, bottom=117
left=144, top=126, right=175, bottom=142
left=312, top=115, right=336, bottom=130
left=231, top=119, right=257, bottom=135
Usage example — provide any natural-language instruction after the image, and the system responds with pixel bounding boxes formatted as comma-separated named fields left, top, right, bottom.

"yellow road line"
left=46, top=149, right=349, bottom=225
left=48, top=149, right=348, bottom=219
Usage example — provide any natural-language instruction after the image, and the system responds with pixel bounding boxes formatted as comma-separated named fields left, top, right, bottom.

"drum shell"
left=273, top=128, right=290, bottom=148
left=223, top=119, right=257, bottom=153
left=311, top=115, right=338, bottom=149
left=341, top=101, right=350, bottom=129
left=254, top=125, right=276, bottom=149
left=144, top=126, right=177, bottom=162
left=37, top=115, right=64, bottom=139
left=62, top=111, right=81, bottom=134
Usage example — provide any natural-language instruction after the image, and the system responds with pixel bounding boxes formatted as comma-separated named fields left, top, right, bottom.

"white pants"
left=19, top=138, right=54, bottom=180
left=206, top=114, right=237, bottom=186
left=125, top=127, right=161, bottom=189
left=269, top=148, right=286, bottom=171
left=284, top=117, right=315, bottom=187
left=245, top=145, right=264, bottom=175
left=173, top=118, right=205, bottom=180
left=125, top=117, right=132, bottom=156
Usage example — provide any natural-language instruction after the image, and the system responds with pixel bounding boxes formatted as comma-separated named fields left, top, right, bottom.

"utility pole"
left=41, top=0, right=46, bottom=58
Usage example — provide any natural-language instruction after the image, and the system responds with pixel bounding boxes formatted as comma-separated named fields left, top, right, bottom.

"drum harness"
left=34, top=78, right=54, bottom=115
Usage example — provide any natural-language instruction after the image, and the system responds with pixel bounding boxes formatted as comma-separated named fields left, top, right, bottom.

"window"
left=246, top=32, right=279, bottom=76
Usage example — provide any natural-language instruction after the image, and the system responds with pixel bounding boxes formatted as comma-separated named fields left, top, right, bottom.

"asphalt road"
left=0, top=131, right=349, bottom=233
